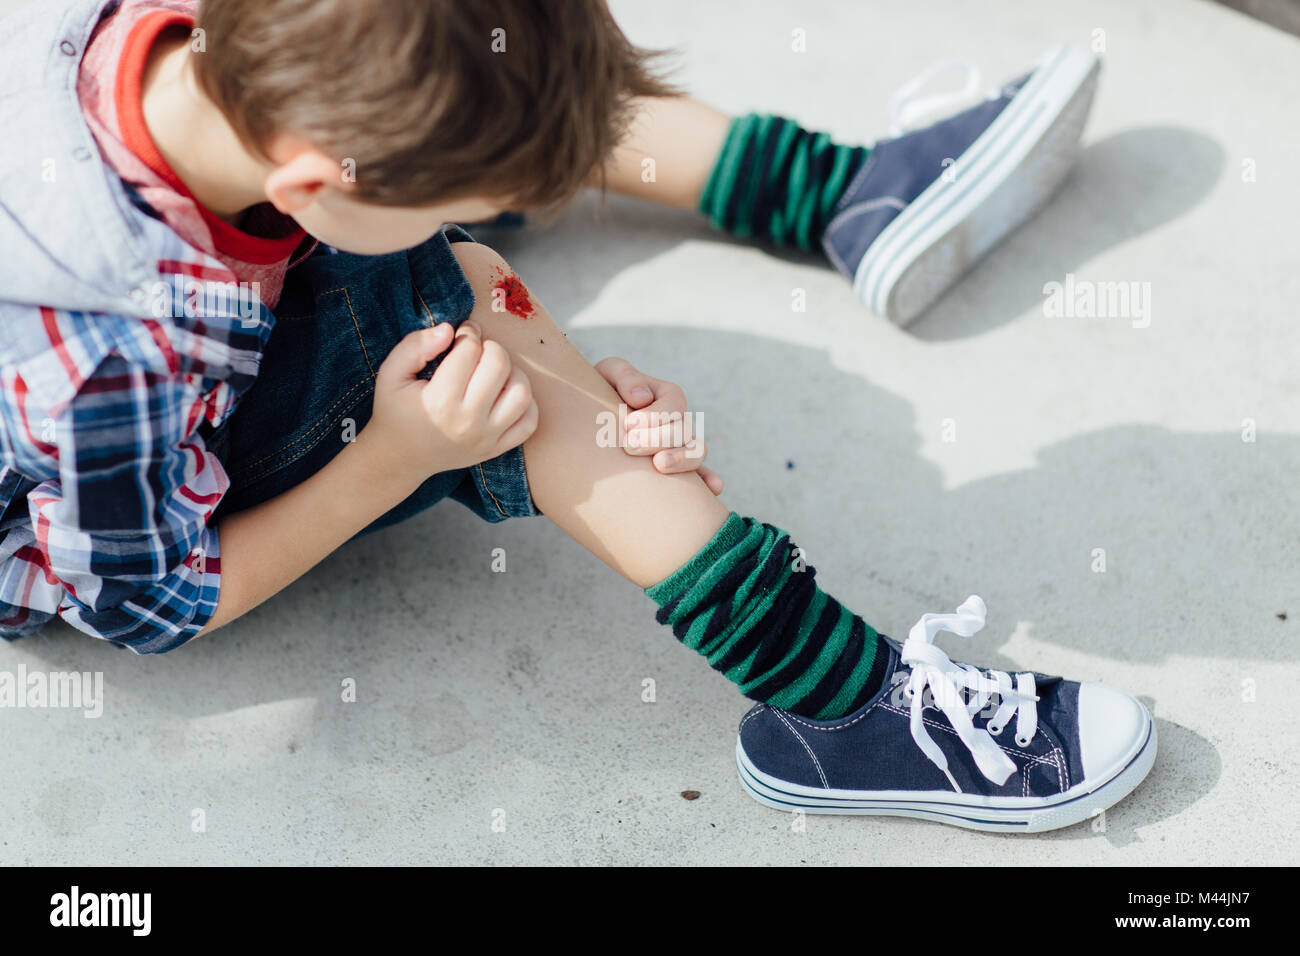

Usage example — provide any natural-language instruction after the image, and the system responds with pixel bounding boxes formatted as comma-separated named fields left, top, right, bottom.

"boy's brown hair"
left=192, top=0, right=677, bottom=208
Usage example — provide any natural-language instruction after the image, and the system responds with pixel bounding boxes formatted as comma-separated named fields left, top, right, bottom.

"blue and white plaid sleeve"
left=2, top=350, right=228, bottom=653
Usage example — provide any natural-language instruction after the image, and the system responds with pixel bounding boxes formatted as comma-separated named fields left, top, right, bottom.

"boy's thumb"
left=382, top=323, right=454, bottom=383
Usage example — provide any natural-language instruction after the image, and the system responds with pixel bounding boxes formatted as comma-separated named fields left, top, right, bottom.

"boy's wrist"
left=350, top=427, right=435, bottom=499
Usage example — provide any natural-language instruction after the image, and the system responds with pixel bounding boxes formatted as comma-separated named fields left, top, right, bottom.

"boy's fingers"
left=626, top=398, right=696, bottom=434
left=450, top=319, right=482, bottom=350
left=425, top=324, right=484, bottom=402
left=648, top=444, right=725, bottom=494
left=624, top=388, right=688, bottom=432
left=651, top=440, right=707, bottom=474
left=626, top=415, right=695, bottom=454
left=464, top=339, right=513, bottom=414
left=495, top=395, right=539, bottom=451
left=596, top=356, right=656, bottom=408
left=381, top=323, right=455, bottom=385
left=489, top=365, right=534, bottom=430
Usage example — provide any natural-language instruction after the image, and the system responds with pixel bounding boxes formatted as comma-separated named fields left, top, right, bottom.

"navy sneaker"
left=823, top=45, right=1101, bottom=326
left=736, top=596, right=1155, bottom=832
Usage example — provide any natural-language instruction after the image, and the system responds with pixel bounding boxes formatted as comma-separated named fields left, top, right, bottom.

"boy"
left=0, top=0, right=1153, bottom=831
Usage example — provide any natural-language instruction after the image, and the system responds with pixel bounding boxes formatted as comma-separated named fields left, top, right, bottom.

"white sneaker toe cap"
left=1077, top=682, right=1150, bottom=784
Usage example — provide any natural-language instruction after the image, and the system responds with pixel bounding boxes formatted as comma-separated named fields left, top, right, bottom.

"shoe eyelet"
left=987, top=723, right=1003, bottom=736
left=904, top=687, right=915, bottom=700
left=1015, top=734, right=1031, bottom=747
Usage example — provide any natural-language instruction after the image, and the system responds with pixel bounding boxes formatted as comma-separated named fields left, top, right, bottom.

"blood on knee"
left=490, top=266, right=536, bottom=320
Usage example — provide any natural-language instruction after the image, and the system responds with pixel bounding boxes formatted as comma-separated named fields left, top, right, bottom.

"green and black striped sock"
left=698, top=113, right=871, bottom=252
left=646, top=512, right=891, bottom=719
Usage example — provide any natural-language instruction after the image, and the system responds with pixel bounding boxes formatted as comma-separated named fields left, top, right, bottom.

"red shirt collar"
left=115, top=9, right=307, bottom=265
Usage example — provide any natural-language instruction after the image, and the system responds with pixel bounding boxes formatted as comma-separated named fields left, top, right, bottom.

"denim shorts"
left=203, top=225, right=540, bottom=539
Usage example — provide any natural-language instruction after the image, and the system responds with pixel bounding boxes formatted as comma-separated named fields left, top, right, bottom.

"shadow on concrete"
left=1033, top=717, right=1220, bottom=847
left=473, top=126, right=1226, bottom=345
left=17, top=322, right=1283, bottom=842
left=912, top=125, right=1227, bottom=340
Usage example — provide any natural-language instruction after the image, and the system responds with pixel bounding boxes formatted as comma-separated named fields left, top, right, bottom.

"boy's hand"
left=595, top=357, right=723, bottom=496
left=366, top=320, right=539, bottom=484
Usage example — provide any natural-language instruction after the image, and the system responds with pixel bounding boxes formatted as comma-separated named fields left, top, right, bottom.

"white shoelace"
left=899, top=595, right=1039, bottom=793
left=886, top=59, right=988, bottom=135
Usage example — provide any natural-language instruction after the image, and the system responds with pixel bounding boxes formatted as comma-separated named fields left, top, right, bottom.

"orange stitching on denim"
left=228, top=390, right=369, bottom=481
left=519, top=443, right=536, bottom=513
left=413, top=286, right=435, bottom=327
left=477, top=462, right=509, bottom=518
left=230, top=284, right=378, bottom=483
left=230, top=379, right=371, bottom=483
left=322, top=287, right=376, bottom=379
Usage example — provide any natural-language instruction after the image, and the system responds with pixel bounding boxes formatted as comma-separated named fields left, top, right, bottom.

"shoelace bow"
left=899, top=595, right=1039, bottom=793
left=886, top=59, right=1008, bottom=136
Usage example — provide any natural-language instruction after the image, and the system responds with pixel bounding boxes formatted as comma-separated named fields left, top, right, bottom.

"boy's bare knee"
left=450, top=240, right=552, bottom=340
left=450, top=239, right=509, bottom=286
left=450, top=241, right=518, bottom=317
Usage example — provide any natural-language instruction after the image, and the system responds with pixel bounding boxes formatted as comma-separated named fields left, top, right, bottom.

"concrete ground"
left=2, top=0, right=1297, bottom=865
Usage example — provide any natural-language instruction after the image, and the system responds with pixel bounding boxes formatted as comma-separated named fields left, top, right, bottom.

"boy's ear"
left=263, top=146, right=353, bottom=215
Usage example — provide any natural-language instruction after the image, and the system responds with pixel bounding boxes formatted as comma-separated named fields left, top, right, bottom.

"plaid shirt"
left=0, top=196, right=275, bottom=653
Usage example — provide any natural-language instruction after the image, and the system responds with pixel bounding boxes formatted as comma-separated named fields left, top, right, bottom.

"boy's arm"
left=194, top=427, right=420, bottom=638
left=2, top=300, right=539, bottom=649
left=202, top=315, right=537, bottom=637
left=3, top=354, right=422, bottom=649
left=4, top=363, right=230, bottom=652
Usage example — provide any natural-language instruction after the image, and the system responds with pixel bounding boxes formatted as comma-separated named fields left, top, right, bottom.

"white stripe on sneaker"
left=736, top=712, right=1155, bottom=833
left=855, top=46, right=1099, bottom=324
left=855, top=45, right=1072, bottom=310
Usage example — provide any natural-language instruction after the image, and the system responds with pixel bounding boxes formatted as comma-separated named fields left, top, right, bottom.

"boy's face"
left=261, top=140, right=508, bottom=255
left=291, top=189, right=505, bottom=255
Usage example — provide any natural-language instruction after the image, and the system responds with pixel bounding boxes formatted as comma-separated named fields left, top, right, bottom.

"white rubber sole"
left=736, top=705, right=1156, bottom=833
left=855, top=45, right=1101, bottom=326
